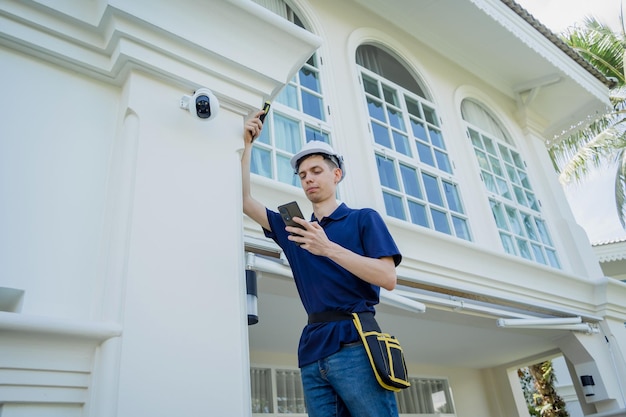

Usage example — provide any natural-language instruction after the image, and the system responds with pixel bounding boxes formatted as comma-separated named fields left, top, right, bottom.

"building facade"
left=1, top=0, right=625, bottom=416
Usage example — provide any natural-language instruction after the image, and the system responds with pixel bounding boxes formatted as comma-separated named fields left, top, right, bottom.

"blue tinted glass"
left=500, top=233, right=516, bottom=254
left=400, top=164, right=422, bottom=199
left=372, top=122, right=391, bottom=148
left=422, top=173, right=443, bottom=206
left=435, top=150, right=451, bottom=173
left=367, top=97, right=385, bottom=122
left=305, top=126, right=329, bottom=143
left=411, top=120, right=427, bottom=140
left=299, top=67, right=320, bottom=92
left=443, top=182, right=462, bottom=213
left=517, top=238, right=532, bottom=260
left=393, top=131, right=411, bottom=156
left=274, top=114, right=300, bottom=153
left=546, top=249, right=560, bottom=268
left=431, top=208, right=450, bottom=234
left=256, top=120, right=270, bottom=144
left=276, top=84, right=298, bottom=109
left=452, top=216, right=470, bottom=240
left=417, top=142, right=435, bottom=166
left=429, top=128, right=445, bottom=149
left=387, top=108, right=405, bottom=131
left=376, top=155, right=399, bottom=190
left=408, top=201, right=428, bottom=227
left=423, top=105, right=438, bottom=126
left=302, top=91, right=323, bottom=120
left=532, top=244, right=546, bottom=264
left=277, top=154, right=298, bottom=186
left=383, top=192, right=405, bottom=220
left=251, top=146, right=272, bottom=178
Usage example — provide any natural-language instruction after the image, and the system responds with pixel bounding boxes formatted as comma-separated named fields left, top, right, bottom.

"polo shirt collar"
left=312, top=202, right=349, bottom=225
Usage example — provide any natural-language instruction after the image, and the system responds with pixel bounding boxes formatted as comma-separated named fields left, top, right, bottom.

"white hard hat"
left=290, top=140, right=345, bottom=182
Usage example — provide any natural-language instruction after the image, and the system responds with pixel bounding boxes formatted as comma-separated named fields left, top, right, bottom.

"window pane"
left=274, top=115, right=300, bottom=153
left=299, top=67, right=320, bottom=92
left=250, top=368, right=273, bottom=413
left=483, top=172, right=497, bottom=193
left=400, top=164, right=422, bottom=199
left=396, top=378, right=455, bottom=414
left=305, top=125, right=329, bottom=143
left=475, top=150, right=490, bottom=171
left=489, top=156, right=503, bottom=176
left=417, top=141, right=435, bottom=166
left=506, top=206, right=522, bottom=235
left=423, top=105, right=438, bottom=126
left=387, top=107, right=405, bottom=130
left=535, top=218, right=553, bottom=245
left=490, top=200, right=508, bottom=230
left=431, top=208, right=451, bottom=234
left=532, top=244, right=547, bottom=264
left=408, top=200, right=429, bottom=227
left=371, top=122, right=392, bottom=148
left=362, top=74, right=379, bottom=97
left=405, top=97, right=421, bottom=118
left=277, top=83, right=298, bottom=109
left=523, top=213, right=538, bottom=241
left=251, top=147, right=272, bottom=178
left=435, top=150, right=452, bottom=173
left=393, top=131, right=411, bottom=156
left=452, top=216, right=471, bottom=240
left=517, top=238, right=532, bottom=260
left=411, top=120, right=427, bottom=141
left=443, top=181, right=462, bottom=213
left=302, top=91, right=323, bottom=120
left=423, top=173, right=443, bottom=206
left=382, top=84, right=399, bottom=106
left=469, top=129, right=483, bottom=149
left=429, top=128, right=444, bottom=149
left=500, top=233, right=516, bottom=254
left=276, top=369, right=306, bottom=414
left=367, top=97, right=385, bottom=122
left=483, top=136, right=497, bottom=155
left=277, top=154, right=298, bottom=186
left=376, top=155, right=399, bottom=190
left=383, top=192, right=405, bottom=220
left=546, top=249, right=560, bottom=268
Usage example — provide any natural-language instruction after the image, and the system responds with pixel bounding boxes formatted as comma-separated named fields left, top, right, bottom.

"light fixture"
left=246, top=270, right=258, bottom=325
left=580, top=375, right=595, bottom=396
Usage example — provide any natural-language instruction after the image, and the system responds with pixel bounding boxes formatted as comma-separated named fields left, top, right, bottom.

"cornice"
left=0, top=0, right=321, bottom=103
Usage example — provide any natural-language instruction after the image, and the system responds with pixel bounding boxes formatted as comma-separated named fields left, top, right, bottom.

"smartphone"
left=259, top=101, right=271, bottom=123
left=278, top=201, right=306, bottom=245
left=278, top=201, right=305, bottom=229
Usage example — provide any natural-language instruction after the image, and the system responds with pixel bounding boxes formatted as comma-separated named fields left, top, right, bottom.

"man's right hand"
left=244, top=110, right=266, bottom=146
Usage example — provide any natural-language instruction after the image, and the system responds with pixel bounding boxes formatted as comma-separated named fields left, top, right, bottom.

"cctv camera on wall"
left=180, top=88, right=219, bottom=121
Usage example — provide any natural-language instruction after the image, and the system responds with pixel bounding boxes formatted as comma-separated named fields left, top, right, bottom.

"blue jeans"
left=300, top=342, right=399, bottom=417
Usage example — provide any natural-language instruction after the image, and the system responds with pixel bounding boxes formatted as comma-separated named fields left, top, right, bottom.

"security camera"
left=180, top=88, right=219, bottom=121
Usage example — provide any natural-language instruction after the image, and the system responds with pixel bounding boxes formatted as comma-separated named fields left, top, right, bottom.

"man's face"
left=297, top=155, right=341, bottom=203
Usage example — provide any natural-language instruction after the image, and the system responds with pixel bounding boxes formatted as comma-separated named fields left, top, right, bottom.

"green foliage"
left=518, top=361, right=569, bottom=417
left=548, top=15, right=626, bottom=228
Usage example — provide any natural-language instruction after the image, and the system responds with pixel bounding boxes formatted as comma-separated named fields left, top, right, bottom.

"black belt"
left=307, top=310, right=373, bottom=325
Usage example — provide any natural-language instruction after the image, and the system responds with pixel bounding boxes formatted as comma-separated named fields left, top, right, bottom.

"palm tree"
left=548, top=15, right=626, bottom=227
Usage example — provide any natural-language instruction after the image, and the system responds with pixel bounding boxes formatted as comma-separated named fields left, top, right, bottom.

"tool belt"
left=308, top=310, right=411, bottom=392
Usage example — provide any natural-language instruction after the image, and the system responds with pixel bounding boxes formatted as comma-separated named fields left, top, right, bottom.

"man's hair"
left=296, top=153, right=339, bottom=173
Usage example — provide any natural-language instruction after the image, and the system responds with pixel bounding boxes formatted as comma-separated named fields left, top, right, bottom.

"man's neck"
left=312, top=199, right=339, bottom=221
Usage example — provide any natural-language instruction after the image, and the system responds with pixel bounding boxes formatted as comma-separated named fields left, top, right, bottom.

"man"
left=242, top=111, right=402, bottom=417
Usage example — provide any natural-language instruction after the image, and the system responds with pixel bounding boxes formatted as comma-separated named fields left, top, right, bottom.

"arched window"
left=357, top=44, right=471, bottom=240
left=461, top=99, right=560, bottom=268
left=250, top=1, right=332, bottom=187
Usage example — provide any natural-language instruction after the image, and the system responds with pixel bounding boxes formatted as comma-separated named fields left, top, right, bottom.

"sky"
left=514, top=0, right=626, bottom=243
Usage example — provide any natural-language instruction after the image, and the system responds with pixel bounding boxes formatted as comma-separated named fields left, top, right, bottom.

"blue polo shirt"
left=264, top=203, right=402, bottom=367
